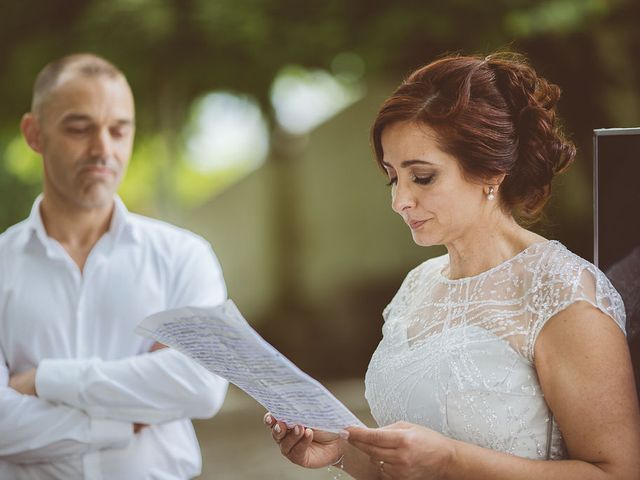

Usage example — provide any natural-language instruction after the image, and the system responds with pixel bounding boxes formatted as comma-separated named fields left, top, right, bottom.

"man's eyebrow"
left=114, top=119, right=135, bottom=127
left=61, top=114, right=134, bottom=126
left=381, top=159, right=436, bottom=168
left=61, top=113, right=92, bottom=123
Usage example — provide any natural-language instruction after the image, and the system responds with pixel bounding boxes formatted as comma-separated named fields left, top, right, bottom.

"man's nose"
left=89, top=129, right=113, bottom=159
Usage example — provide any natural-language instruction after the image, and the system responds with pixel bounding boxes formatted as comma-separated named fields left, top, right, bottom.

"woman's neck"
left=443, top=214, right=546, bottom=280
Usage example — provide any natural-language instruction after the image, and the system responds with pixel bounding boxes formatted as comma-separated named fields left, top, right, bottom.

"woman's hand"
left=345, top=421, right=455, bottom=480
left=264, top=412, right=344, bottom=469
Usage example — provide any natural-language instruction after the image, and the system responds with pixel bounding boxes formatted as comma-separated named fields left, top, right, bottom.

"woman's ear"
left=483, top=174, right=507, bottom=200
left=492, top=173, right=507, bottom=189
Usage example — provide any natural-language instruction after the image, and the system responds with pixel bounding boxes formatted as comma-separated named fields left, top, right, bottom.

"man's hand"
left=134, top=423, right=148, bottom=434
left=149, top=342, right=167, bottom=352
left=9, top=368, right=38, bottom=396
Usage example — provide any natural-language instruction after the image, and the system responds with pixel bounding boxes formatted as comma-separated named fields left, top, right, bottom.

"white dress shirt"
left=0, top=196, right=229, bottom=480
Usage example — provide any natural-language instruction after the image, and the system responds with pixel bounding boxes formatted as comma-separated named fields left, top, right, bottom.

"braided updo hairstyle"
left=371, top=52, right=576, bottom=222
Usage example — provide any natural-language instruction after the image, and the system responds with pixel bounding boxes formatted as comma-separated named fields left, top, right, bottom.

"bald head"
left=31, top=53, right=129, bottom=117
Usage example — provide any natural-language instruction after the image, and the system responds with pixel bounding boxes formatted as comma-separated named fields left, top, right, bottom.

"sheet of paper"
left=135, top=300, right=364, bottom=432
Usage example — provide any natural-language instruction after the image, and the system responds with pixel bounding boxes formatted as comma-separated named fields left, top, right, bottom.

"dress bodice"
left=365, top=240, right=626, bottom=459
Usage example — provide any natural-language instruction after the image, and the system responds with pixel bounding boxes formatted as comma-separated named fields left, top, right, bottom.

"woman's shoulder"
left=526, top=240, right=603, bottom=294
left=525, top=240, right=599, bottom=280
left=528, top=240, right=626, bottom=329
left=520, top=240, right=626, bottom=361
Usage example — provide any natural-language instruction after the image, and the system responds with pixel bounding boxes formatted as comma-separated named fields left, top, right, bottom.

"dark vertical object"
left=594, top=127, right=640, bottom=400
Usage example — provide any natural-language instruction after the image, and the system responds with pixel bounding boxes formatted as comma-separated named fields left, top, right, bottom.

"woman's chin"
left=411, top=232, right=439, bottom=248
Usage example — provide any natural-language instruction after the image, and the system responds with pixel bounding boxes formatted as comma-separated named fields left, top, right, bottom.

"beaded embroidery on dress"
left=365, top=240, right=626, bottom=460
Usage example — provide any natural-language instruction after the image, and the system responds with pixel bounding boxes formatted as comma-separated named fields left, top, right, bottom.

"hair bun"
left=488, top=54, right=575, bottom=218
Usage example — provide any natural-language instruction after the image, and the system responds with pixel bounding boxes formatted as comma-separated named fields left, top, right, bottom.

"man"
left=0, top=53, right=228, bottom=479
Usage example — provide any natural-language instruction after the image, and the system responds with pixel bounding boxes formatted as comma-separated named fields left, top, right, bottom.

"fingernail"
left=274, top=424, right=281, bottom=434
left=339, top=430, right=349, bottom=439
left=294, top=425, right=300, bottom=435
left=264, top=414, right=273, bottom=425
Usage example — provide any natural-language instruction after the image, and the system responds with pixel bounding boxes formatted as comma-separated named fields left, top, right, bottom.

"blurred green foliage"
left=505, top=0, right=610, bottom=36
left=2, top=0, right=639, bottom=225
left=1, top=0, right=639, bottom=377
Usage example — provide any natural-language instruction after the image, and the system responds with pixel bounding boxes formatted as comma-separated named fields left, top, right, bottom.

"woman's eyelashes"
left=413, top=174, right=435, bottom=185
left=386, top=174, right=435, bottom=186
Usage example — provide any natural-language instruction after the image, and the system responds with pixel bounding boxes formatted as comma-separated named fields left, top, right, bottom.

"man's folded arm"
left=35, top=348, right=228, bottom=424
left=0, top=369, right=132, bottom=464
left=35, top=235, right=229, bottom=425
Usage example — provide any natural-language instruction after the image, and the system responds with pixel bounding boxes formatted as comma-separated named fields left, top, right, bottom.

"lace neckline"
left=437, top=239, right=556, bottom=284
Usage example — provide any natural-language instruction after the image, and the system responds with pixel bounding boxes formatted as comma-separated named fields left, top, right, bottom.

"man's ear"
left=20, top=113, right=43, bottom=154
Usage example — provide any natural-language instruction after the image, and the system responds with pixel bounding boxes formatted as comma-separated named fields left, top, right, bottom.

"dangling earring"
left=487, top=186, right=495, bottom=201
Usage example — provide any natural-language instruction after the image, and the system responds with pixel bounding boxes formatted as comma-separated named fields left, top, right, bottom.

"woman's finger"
left=271, top=420, right=289, bottom=443
left=346, top=426, right=404, bottom=448
left=378, top=461, right=397, bottom=480
left=286, top=427, right=314, bottom=459
left=313, top=429, right=340, bottom=443
left=264, top=412, right=275, bottom=427
left=279, top=424, right=307, bottom=455
left=350, top=440, right=395, bottom=461
left=368, top=456, right=400, bottom=480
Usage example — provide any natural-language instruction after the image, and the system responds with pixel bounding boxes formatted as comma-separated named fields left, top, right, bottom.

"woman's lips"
left=408, top=219, right=427, bottom=230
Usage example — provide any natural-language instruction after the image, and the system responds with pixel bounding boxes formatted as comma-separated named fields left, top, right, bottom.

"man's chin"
left=76, top=186, right=117, bottom=210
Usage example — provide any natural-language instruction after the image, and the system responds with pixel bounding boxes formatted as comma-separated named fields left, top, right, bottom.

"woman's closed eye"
left=412, top=174, right=434, bottom=185
left=386, top=174, right=435, bottom=187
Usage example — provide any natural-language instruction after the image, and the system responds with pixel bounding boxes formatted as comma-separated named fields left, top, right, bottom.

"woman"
left=265, top=52, right=640, bottom=479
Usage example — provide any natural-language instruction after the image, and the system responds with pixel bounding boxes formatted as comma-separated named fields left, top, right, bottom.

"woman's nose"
left=391, top=180, right=416, bottom=214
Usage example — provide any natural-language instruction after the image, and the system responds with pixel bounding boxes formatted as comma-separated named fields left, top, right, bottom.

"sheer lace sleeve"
left=527, top=251, right=626, bottom=362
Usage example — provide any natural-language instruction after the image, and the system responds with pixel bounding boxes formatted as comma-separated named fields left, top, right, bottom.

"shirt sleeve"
left=526, top=260, right=627, bottom=362
left=0, top=353, right=132, bottom=464
left=35, top=234, right=229, bottom=424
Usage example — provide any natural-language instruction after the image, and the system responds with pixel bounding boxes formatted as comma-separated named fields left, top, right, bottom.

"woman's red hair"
left=371, top=52, right=576, bottom=221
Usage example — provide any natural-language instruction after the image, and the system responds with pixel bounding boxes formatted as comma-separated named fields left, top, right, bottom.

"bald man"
left=0, top=54, right=228, bottom=479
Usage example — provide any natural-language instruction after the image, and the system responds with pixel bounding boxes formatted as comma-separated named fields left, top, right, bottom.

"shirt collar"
left=110, top=195, right=141, bottom=244
left=22, top=194, right=50, bottom=251
left=21, top=194, right=141, bottom=251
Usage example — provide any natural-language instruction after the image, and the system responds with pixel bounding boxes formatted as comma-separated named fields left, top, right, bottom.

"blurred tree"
left=1, top=0, right=636, bottom=215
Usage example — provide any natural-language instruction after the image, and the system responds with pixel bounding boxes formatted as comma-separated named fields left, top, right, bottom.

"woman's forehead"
left=381, top=122, right=451, bottom=168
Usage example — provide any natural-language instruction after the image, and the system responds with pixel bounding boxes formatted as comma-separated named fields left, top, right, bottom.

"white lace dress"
left=365, top=240, right=626, bottom=460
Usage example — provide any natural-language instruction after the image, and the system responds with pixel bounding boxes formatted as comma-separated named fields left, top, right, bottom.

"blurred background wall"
left=1, top=1, right=639, bottom=476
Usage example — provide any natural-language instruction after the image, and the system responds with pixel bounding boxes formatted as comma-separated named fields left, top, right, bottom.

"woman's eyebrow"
left=381, top=159, right=436, bottom=168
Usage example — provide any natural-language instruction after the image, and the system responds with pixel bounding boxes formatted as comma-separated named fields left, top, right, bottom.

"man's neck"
left=39, top=194, right=115, bottom=271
